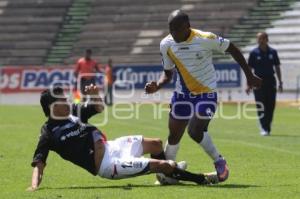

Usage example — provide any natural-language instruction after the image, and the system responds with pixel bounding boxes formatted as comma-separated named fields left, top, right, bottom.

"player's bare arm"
left=145, top=70, right=173, bottom=94
left=27, top=162, right=45, bottom=191
left=275, top=64, right=283, bottom=92
left=226, top=42, right=262, bottom=89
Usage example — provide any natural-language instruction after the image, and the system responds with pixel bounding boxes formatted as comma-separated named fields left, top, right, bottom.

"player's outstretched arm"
left=145, top=70, right=173, bottom=94
left=85, top=84, right=104, bottom=113
left=27, top=162, right=45, bottom=192
left=226, top=42, right=262, bottom=89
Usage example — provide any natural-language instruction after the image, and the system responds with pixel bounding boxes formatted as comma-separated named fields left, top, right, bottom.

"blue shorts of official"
left=170, top=92, right=218, bottom=121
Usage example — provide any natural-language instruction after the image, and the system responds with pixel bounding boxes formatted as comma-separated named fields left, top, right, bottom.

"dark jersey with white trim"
left=248, top=46, right=280, bottom=79
left=31, top=103, right=105, bottom=175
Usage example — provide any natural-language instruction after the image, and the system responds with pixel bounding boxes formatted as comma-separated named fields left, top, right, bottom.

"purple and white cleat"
left=214, top=157, right=229, bottom=182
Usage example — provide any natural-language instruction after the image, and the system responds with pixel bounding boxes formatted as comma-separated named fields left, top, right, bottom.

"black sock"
left=169, top=168, right=207, bottom=184
left=151, top=151, right=166, bottom=160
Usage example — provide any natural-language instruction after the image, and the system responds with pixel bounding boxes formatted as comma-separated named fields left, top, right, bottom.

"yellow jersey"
left=160, top=28, right=230, bottom=94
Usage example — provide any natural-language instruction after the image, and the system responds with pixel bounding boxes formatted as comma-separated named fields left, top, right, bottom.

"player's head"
left=85, top=49, right=92, bottom=60
left=168, top=10, right=191, bottom=43
left=40, top=86, right=70, bottom=119
left=256, top=32, right=269, bottom=47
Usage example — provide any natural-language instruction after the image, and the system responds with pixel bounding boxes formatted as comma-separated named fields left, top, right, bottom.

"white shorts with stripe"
left=98, top=135, right=150, bottom=179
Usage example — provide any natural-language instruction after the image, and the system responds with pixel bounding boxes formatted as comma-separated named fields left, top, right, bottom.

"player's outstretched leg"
left=155, top=161, right=187, bottom=185
left=187, top=115, right=229, bottom=182
left=142, top=137, right=183, bottom=184
left=150, top=159, right=212, bottom=185
left=142, top=138, right=166, bottom=160
left=141, top=138, right=219, bottom=184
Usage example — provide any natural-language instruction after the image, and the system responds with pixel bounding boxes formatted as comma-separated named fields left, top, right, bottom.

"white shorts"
left=98, top=135, right=150, bottom=179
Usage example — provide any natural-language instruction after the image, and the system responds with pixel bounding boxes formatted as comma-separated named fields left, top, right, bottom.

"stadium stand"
left=243, top=1, right=300, bottom=64
left=242, top=1, right=300, bottom=90
left=0, top=0, right=72, bottom=65
left=64, top=0, right=259, bottom=65
left=46, top=0, right=93, bottom=65
left=216, top=0, right=299, bottom=62
left=0, top=0, right=298, bottom=67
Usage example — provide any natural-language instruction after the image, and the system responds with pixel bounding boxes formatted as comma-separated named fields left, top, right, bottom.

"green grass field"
left=0, top=104, right=299, bottom=199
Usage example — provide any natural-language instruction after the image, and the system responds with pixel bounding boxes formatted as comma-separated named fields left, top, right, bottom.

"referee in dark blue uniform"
left=247, top=32, right=283, bottom=136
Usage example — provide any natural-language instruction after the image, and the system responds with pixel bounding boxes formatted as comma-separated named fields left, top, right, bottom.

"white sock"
left=199, top=132, right=220, bottom=162
left=164, top=140, right=180, bottom=160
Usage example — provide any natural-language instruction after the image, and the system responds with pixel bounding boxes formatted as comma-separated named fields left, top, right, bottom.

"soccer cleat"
left=214, top=157, right=229, bottom=182
left=260, top=131, right=269, bottom=136
left=154, top=179, right=162, bottom=185
left=204, top=171, right=219, bottom=184
left=155, top=173, right=178, bottom=185
left=154, top=161, right=187, bottom=185
left=177, top=161, right=187, bottom=170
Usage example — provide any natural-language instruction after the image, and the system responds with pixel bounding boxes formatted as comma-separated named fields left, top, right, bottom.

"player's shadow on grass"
left=40, top=184, right=162, bottom=191
left=41, top=183, right=260, bottom=190
left=204, top=184, right=260, bottom=189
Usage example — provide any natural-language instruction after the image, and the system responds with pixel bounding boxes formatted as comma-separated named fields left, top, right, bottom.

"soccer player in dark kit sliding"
left=27, top=84, right=219, bottom=191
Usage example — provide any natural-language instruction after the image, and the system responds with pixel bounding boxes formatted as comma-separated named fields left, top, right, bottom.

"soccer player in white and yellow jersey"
left=145, top=10, right=262, bottom=183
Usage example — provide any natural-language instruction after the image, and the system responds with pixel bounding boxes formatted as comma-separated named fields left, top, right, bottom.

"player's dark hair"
left=259, top=32, right=269, bottom=41
left=86, top=49, right=92, bottom=54
left=168, top=10, right=190, bottom=27
left=40, top=87, right=64, bottom=117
